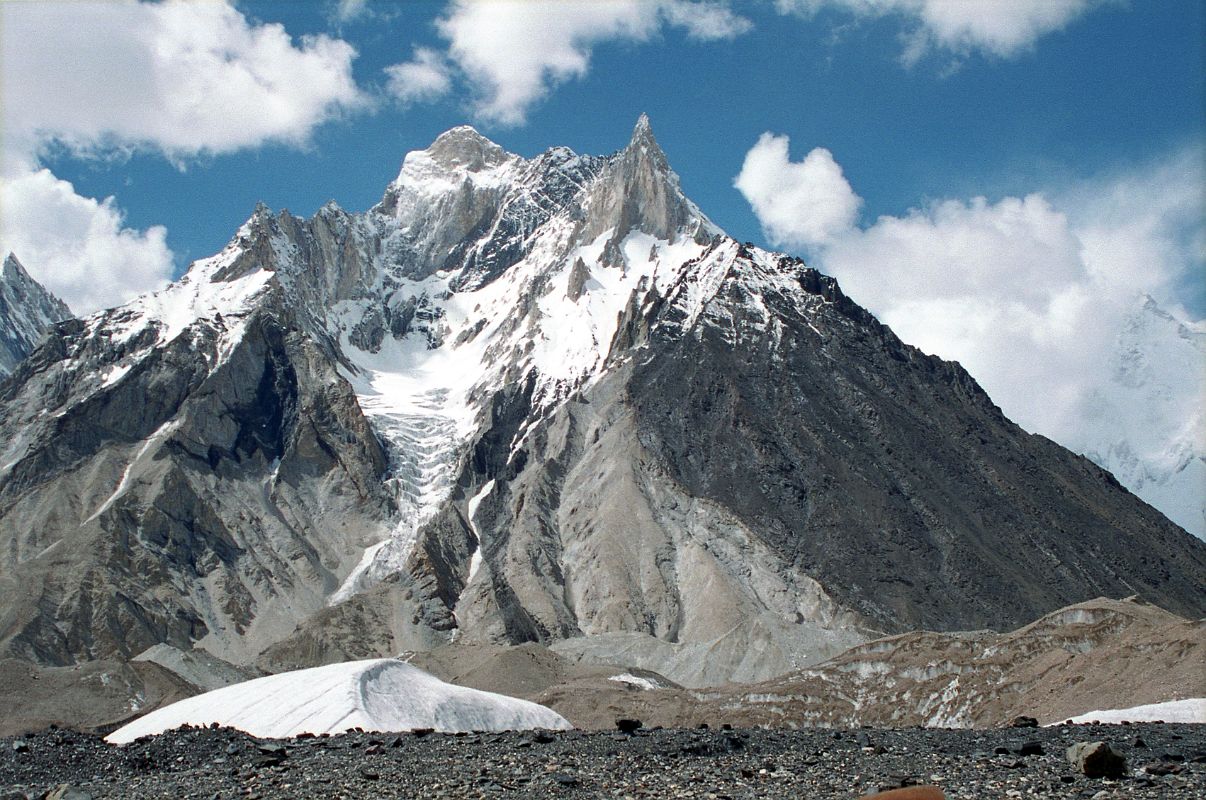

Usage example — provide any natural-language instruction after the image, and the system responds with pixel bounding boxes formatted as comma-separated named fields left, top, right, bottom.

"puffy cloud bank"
left=0, top=0, right=363, bottom=313
left=385, top=1, right=751, bottom=125
left=775, top=0, right=1109, bottom=64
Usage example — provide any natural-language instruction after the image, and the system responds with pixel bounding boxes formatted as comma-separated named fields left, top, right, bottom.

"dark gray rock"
left=0, top=290, right=392, bottom=668
left=1066, top=741, right=1127, bottom=778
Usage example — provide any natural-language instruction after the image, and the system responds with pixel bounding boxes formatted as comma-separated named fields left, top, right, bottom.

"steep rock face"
left=410, top=241, right=1206, bottom=685
left=579, top=113, right=715, bottom=253
left=0, top=280, right=392, bottom=666
left=0, top=254, right=72, bottom=378
left=0, top=118, right=1203, bottom=700
left=625, top=252, right=1203, bottom=632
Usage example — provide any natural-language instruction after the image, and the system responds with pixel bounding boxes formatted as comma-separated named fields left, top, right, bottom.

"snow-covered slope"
left=1059, top=698, right=1206, bottom=725
left=1071, top=296, right=1205, bottom=538
left=0, top=253, right=72, bottom=378
left=106, top=658, right=571, bottom=744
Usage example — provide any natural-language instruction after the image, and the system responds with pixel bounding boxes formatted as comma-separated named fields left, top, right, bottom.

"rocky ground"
left=3, top=722, right=1202, bottom=799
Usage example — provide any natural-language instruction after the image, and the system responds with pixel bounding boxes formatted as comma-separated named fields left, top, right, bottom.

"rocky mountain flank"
left=503, top=596, right=1204, bottom=730
left=0, top=254, right=72, bottom=379
left=0, top=119, right=1203, bottom=721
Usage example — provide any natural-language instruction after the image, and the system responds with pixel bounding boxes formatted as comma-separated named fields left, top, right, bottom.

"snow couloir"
left=106, top=659, right=571, bottom=744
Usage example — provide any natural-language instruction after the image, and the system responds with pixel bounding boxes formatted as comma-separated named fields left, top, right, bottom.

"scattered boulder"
left=46, top=787, right=91, bottom=800
left=1016, top=740, right=1044, bottom=756
left=863, top=787, right=945, bottom=799
left=1067, top=741, right=1127, bottom=778
left=1143, top=761, right=1183, bottom=776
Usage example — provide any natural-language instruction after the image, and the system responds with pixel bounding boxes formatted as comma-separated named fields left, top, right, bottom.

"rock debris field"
left=3, top=722, right=1203, bottom=799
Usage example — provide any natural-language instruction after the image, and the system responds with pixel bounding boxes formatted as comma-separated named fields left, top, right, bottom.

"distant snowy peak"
left=0, top=253, right=72, bottom=378
left=1074, top=294, right=1205, bottom=539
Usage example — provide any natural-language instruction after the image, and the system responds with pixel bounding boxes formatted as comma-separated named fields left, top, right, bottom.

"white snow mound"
left=106, top=658, right=572, bottom=744
left=1055, top=698, right=1206, bottom=725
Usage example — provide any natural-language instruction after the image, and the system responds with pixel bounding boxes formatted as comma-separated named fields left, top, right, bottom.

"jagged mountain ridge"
left=0, top=253, right=72, bottom=379
left=0, top=119, right=1203, bottom=696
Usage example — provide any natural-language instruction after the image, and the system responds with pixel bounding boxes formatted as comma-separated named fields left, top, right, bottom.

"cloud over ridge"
left=735, top=133, right=1205, bottom=535
left=0, top=0, right=364, bottom=314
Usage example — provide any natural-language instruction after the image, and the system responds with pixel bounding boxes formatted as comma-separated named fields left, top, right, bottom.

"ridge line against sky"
left=1, top=0, right=1203, bottom=532
left=3, top=1, right=1200, bottom=312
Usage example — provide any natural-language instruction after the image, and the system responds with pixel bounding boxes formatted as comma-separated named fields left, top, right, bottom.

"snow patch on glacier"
left=106, top=658, right=571, bottom=743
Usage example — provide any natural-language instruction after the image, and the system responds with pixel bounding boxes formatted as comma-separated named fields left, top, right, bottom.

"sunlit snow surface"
left=1055, top=698, right=1206, bottom=725
left=1072, top=298, right=1206, bottom=539
left=608, top=673, right=662, bottom=691
left=106, top=659, right=571, bottom=744
left=330, top=228, right=712, bottom=602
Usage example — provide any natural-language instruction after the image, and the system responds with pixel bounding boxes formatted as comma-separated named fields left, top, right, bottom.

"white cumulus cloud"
left=776, top=0, right=1109, bottom=63
left=0, top=0, right=364, bottom=314
left=0, top=169, right=172, bottom=315
left=2, top=0, right=364, bottom=161
left=660, top=0, right=755, bottom=41
left=385, top=47, right=454, bottom=105
left=733, top=134, right=862, bottom=250
left=333, top=0, right=370, bottom=24
left=819, top=192, right=1111, bottom=437
left=402, top=0, right=750, bottom=126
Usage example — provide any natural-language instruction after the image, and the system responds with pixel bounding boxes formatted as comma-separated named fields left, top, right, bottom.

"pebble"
left=0, top=723, right=1201, bottom=799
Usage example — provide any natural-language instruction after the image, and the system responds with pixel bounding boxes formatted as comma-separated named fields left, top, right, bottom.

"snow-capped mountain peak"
left=409, top=124, right=513, bottom=176
left=1, top=119, right=1202, bottom=698
left=0, top=252, right=73, bottom=378
left=1071, top=293, right=1206, bottom=537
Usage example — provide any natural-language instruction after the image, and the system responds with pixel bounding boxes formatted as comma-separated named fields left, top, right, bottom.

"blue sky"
left=11, top=0, right=1202, bottom=300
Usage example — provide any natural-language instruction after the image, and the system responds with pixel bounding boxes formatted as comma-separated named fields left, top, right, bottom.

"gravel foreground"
left=3, top=722, right=1203, bottom=799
